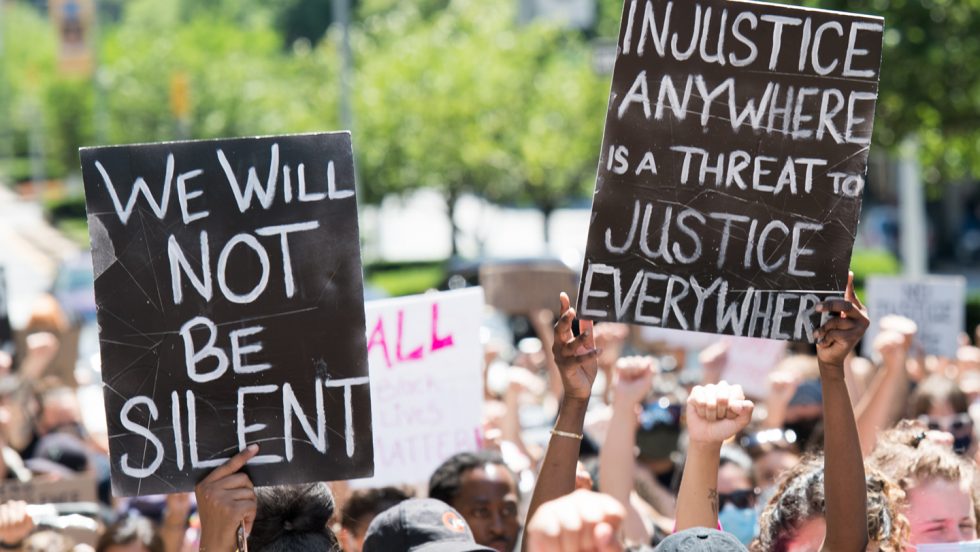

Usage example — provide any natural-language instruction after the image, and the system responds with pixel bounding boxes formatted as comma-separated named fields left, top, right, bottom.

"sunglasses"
left=718, top=488, right=759, bottom=510
left=638, top=401, right=682, bottom=431
left=919, top=414, right=973, bottom=436
left=740, top=428, right=798, bottom=451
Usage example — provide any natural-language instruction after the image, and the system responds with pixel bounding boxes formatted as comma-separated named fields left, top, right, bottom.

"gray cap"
left=654, top=527, right=750, bottom=551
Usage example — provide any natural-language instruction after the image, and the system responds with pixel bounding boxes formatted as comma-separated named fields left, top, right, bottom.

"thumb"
left=580, top=319, right=595, bottom=345
left=734, top=400, right=754, bottom=425
left=845, top=271, right=864, bottom=310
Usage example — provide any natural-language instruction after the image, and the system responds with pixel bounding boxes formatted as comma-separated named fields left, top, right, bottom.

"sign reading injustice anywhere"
left=863, top=276, right=966, bottom=358
left=578, top=0, right=883, bottom=342
left=354, top=288, right=484, bottom=487
left=80, top=132, right=373, bottom=496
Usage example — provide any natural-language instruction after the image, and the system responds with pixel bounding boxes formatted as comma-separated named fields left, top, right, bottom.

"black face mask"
left=954, top=434, right=974, bottom=455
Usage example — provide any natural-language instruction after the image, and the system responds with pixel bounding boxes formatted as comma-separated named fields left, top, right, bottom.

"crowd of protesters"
left=2, top=274, right=980, bottom=551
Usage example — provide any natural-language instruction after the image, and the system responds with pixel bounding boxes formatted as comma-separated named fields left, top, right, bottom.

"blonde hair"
left=869, top=419, right=980, bottom=523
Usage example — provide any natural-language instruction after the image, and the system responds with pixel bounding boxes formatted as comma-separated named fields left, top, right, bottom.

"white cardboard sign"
left=863, top=276, right=966, bottom=358
left=354, top=287, right=485, bottom=487
left=721, top=336, right=788, bottom=399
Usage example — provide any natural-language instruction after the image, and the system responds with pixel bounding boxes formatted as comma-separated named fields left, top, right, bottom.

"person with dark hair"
left=248, top=483, right=340, bottom=552
left=429, top=450, right=519, bottom=552
left=96, top=516, right=164, bottom=552
left=339, top=486, right=413, bottom=552
left=195, top=445, right=340, bottom=552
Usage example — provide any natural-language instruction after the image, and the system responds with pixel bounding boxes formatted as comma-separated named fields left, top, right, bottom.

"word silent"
left=117, top=376, right=367, bottom=479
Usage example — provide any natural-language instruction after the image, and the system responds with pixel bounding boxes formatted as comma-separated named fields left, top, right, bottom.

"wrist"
left=818, top=361, right=846, bottom=381
left=611, top=394, right=641, bottom=412
left=687, top=439, right=724, bottom=451
left=199, top=533, right=236, bottom=552
left=560, top=395, right=589, bottom=411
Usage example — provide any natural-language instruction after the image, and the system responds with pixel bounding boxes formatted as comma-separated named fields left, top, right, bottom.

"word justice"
left=604, top=199, right=824, bottom=277
left=620, top=0, right=882, bottom=78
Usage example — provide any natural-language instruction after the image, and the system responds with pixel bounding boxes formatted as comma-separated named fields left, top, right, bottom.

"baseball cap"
left=363, top=498, right=495, bottom=552
left=654, top=527, right=750, bottom=551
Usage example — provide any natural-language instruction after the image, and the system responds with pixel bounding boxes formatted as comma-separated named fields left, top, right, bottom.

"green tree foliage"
left=814, top=0, right=980, bottom=187
left=352, top=0, right=606, bottom=250
left=100, top=0, right=337, bottom=145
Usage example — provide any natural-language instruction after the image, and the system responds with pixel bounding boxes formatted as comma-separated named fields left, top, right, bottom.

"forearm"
left=820, top=363, right=868, bottom=550
left=159, top=525, right=187, bottom=552
left=674, top=441, right=721, bottom=531
left=600, top=402, right=650, bottom=543
left=599, top=402, right=639, bottom=506
left=854, top=361, right=907, bottom=456
left=502, top=385, right=533, bottom=459
left=523, top=397, right=588, bottom=549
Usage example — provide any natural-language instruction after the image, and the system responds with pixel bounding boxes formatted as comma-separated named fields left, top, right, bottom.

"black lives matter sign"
left=81, top=133, right=373, bottom=496
left=579, top=0, right=883, bottom=342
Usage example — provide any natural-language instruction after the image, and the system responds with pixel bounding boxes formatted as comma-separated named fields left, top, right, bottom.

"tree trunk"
left=447, top=190, right=460, bottom=258
left=541, top=203, right=554, bottom=251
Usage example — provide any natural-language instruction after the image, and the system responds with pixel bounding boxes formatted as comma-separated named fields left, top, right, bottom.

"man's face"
left=451, top=464, right=520, bottom=552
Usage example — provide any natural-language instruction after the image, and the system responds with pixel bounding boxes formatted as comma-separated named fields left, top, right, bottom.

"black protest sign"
left=578, top=0, right=883, bottom=342
left=80, top=132, right=373, bottom=497
left=0, top=265, right=10, bottom=348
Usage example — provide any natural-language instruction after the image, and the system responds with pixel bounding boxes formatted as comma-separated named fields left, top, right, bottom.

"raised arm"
left=599, top=356, right=655, bottom=544
left=813, top=273, right=870, bottom=551
left=854, top=331, right=910, bottom=455
left=675, top=382, right=753, bottom=531
left=522, top=293, right=600, bottom=549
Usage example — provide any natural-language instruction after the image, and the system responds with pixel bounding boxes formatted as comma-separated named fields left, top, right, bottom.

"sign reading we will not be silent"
left=579, top=0, right=883, bottom=342
left=80, top=133, right=373, bottom=497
